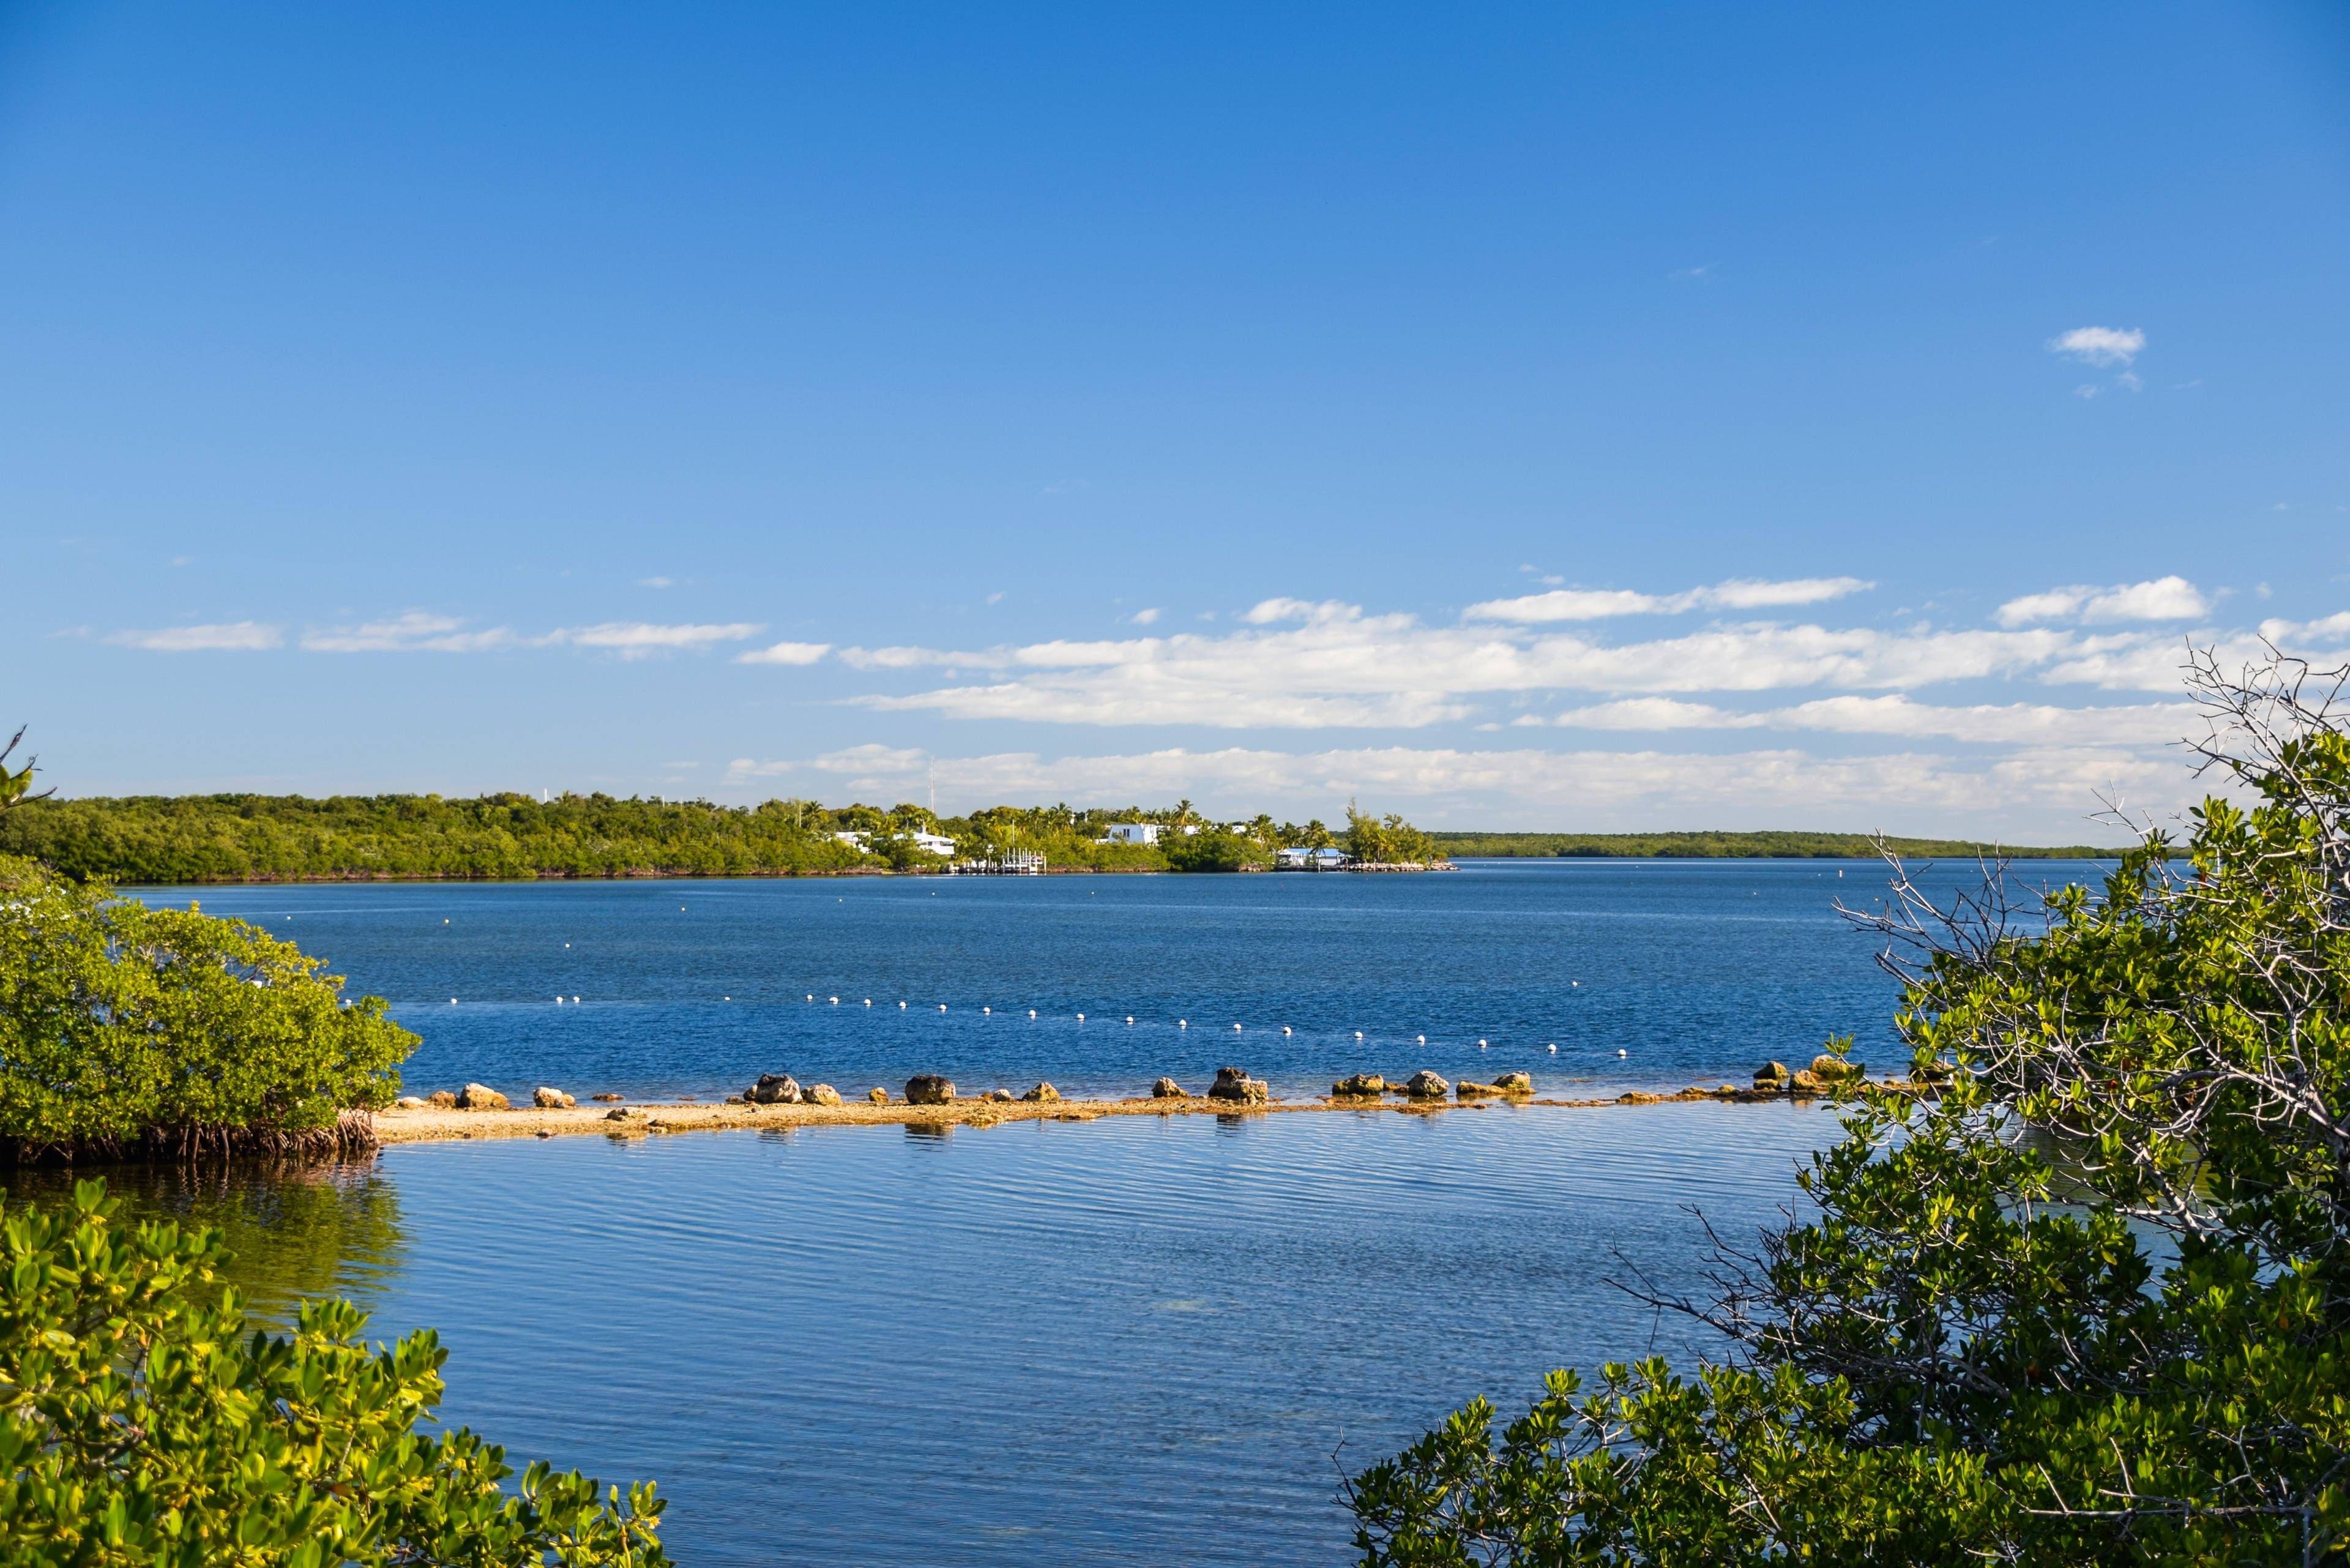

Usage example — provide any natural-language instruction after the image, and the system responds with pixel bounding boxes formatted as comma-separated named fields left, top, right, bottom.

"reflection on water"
left=1, top=1158, right=407, bottom=1328
left=6, top=1103, right=1839, bottom=1566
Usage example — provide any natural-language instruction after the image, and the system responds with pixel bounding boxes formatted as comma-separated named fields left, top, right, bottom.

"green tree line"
left=1430, top=828, right=2122, bottom=859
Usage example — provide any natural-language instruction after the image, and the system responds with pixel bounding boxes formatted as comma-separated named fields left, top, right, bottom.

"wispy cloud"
left=1464, top=576, right=1873, bottom=624
left=1996, top=577, right=2210, bottom=627
left=106, top=622, right=283, bottom=652
left=2049, top=326, right=2146, bottom=366
left=736, top=640, right=832, bottom=666
left=1546, top=693, right=2190, bottom=746
left=1131, top=607, right=1163, bottom=625
left=636, top=576, right=674, bottom=589
left=301, top=613, right=525, bottom=653
left=553, top=622, right=763, bottom=658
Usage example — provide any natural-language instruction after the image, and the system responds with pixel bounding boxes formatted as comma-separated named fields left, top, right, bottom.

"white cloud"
left=1132, top=608, right=1163, bottom=625
left=106, top=622, right=283, bottom=652
left=554, top=622, right=763, bottom=658
left=2049, top=326, right=2146, bottom=366
left=2260, top=612, right=2350, bottom=643
left=637, top=576, right=674, bottom=589
left=718, top=741, right=2185, bottom=833
left=301, top=613, right=525, bottom=653
left=736, top=640, right=832, bottom=666
left=1996, top=577, right=2210, bottom=628
left=1543, top=693, right=2191, bottom=745
left=1465, top=576, right=1873, bottom=624
left=1550, top=698, right=1762, bottom=730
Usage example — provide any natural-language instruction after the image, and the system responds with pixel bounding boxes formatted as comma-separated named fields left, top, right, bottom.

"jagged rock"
left=394, top=1095, right=426, bottom=1110
left=1788, top=1069, right=1829, bottom=1095
left=1756, top=1060, right=1791, bottom=1081
left=456, top=1083, right=509, bottom=1110
left=868, top=1086, right=890, bottom=1103
left=1455, top=1080, right=1501, bottom=1098
left=1208, top=1066, right=1269, bottom=1103
left=534, top=1086, right=575, bottom=1108
left=983, top=1089, right=1015, bottom=1103
left=591, top=1092, right=624, bottom=1102
left=804, top=1083, right=843, bottom=1107
left=1020, top=1082, right=1061, bottom=1103
left=905, top=1075, right=956, bottom=1105
left=1809, top=1054, right=1866, bottom=1082
left=1332, top=1073, right=1387, bottom=1097
left=427, top=1090, right=457, bottom=1109
left=1618, top=1091, right=1663, bottom=1105
left=1151, top=1077, right=1188, bottom=1098
left=1401, top=1070, right=1450, bottom=1100
left=1494, top=1072, right=1532, bottom=1094
left=604, top=1107, right=636, bottom=1122
left=747, top=1073, right=802, bottom=1105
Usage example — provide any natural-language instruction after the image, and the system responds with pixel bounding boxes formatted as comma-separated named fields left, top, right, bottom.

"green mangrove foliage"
left=0, top=1179, right=665, bottom=1564
left=1346, top=801, right=1442, bottom=865
left=1427, top=829, right=2121, bottom=859
left=1349, top=651, right=2350, bottom=1566
left=0, top=856, right=414, bottom=1160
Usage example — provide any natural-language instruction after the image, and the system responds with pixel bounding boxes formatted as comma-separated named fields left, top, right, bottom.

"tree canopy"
left=1349, top=651, right=2350, bottom=1565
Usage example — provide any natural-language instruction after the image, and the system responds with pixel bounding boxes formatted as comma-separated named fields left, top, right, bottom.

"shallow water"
left=130, top=857, right=2108, bottom=1103
left=18, top=1102, right=1836, bottom=1565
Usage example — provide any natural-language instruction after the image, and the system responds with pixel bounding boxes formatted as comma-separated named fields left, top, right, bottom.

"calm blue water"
left=31, top=1102, right=1837, bottom=1565
left=68, top=859, right=2109, bottom=1562
left=132, top=858, right=2109, bottom=1103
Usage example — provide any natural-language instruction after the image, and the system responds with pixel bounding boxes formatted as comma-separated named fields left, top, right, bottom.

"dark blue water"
left=135, top=859, right=2107, bottom=1103
left=33, top=1101, right=1837, bottom=1566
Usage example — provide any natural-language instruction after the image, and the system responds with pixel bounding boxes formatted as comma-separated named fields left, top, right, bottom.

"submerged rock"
left=1788, top=1069, right=1829, bottom=1095
left=1494, top=1072, right=1533, bottom=1095
left=533, top=1086, right=575, bottom=1109
left=983, top=1089, right=1015, bottom=1103
left=427, top=1090, right=457, bottom=1110
left=1401, top=1070, right=1450, bottom=1100
left=455, top=1083, right=509, bottom=1110
left=591, top=1092, right=624, bottom=1102
left=1332, top=1073, right=1387, bottom=1097
left=394, top=1095, right=427, bottom=1110
left=748, top=1073, right=803, bottom=1105
left=1151, top=1077, right=1189, bottom=1099
left=1455, top=1080, right=1500, bottom=1099
left=1207, top=1066, right=1269, bottom=1103
left=906, top=1075, right=956, bottom=1105
left=1020, top=1082, right=1061, bottom=1103
left=804, top=1083, right=843, bottom=1107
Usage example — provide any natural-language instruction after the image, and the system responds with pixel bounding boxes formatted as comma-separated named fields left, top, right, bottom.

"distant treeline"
left=0, top=793, right=1433, bottom=883
left=1428, top=830, right=2122, bottom=860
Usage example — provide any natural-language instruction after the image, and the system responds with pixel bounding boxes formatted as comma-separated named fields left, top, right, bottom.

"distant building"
left=1275, top=846, right=1348, bottom=870
left=1101, top=823, right=1162, bottom=845
left=832, top=831, right=868, bottom=849
left=909, top=831, right=957, bottom=856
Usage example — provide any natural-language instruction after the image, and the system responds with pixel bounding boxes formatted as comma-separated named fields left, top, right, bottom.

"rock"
left=1020, top=1082, right=1061, bottom=1103
left=1151, top=1077, right=1189, bottom=1099
left=1494, top=1072, right=1532, bottom=1094
left=1401, top=1070, right=1450, bottom=1100
left=1455, top=1080, right=1500, bottom=1099
left=868, top=1086, right=890, bottom=1103
left=604, top=1107, right=636, bottom=1121
left=747, top=1073, right=802, bottom=1105
left=804, top=1083, right=843, bottom=1107
left=1809, top=1053, right=1866, bottom=1083
left=1618, top=1091, right=1663, bottom=1104
left=1788, top=1069, right=1829, bottom=1095
left=591, top=1092, right=624, bottom=1102
left=1332, top=1073, right=1387, bottom=1097
left=983, top=1089, right=1015, bottom=1103
left=905, top=1075, right=956, bottom=1105
left=455, top=1083, right=509, bottom=1110
left=427, top=1090, right=457, bottom=1109
left=394, top=1095, right=426, bottom=1110
left=534, top=1086, right=575, bottom=1109
left=1912, top=1059, right=1955, bottom=1085
left=1755, top=1060, right=1791, bottom=1081
left=1207, top=1066, right=1269, bottom=1103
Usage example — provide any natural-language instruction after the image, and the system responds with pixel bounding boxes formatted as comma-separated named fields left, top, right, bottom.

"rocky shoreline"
left=376, top=1056, right=1921, bottom=1147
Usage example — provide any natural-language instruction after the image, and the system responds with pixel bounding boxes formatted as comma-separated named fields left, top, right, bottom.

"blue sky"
left=6, top=2, right=2347, bottom=837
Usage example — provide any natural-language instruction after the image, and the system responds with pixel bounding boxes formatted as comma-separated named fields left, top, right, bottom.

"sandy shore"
left=374, top=1083, right=1815, bottom=1145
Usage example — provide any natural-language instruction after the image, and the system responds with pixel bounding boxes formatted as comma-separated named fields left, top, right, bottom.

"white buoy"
left=900, top=1000, right=908, bottom=1009
left=938, top=1004, right=947, bottom=1012
left=983, top=1006, right=992, bottom=1015
left=1617, top=1048, right=1628, bottom=1058
left=450, top=998, right=457, bottom=1004
left=1355, top=1031, right=1363, bottom=1041
left=807, top=993, right=815, bottom=1001
left=1281, top=1026, right=1292, bottom=1036
left=1417, top=1034, right=1426, bottom=1045
left=1029, top=1009, right=1037, bottom=1018
left=830, top=996, right=839, bottom=1004
left=564, top=943, right=570, bottom=948
left=572, top=995, right=579, bottom=1003
left=1548, top=1044, right=1557, bottom=1053
left=1179, top=1018, right=1188, bottom=1028
left=1125, top=1015, right=1134, bottom=1025
left=725, top=995, right=731, bottom=1001
left=1572, top=980, right=1578, bottom=987
left=555, top=996, right=562, bottom=1004
left=864, top=998, right=871, bottom=1006
left=1076, top=1012, right=1085, bottom=1022
left=1233, top=1023, right=1242, bottom=1032
left=1478, top=1039, right=1487, bottom=1048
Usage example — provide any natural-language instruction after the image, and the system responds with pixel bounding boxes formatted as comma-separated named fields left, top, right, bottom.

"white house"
left=1101, top=823, right=1162, bottom=846
left=909, top=831, right=957, bottom=856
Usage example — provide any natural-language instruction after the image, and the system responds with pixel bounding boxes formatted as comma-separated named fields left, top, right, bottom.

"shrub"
left=0, top=1179, right=665, bottom=1563
left=1348, top=651, right=2350, bottom=1564
left=0, top=856, right=415, bottom=1160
